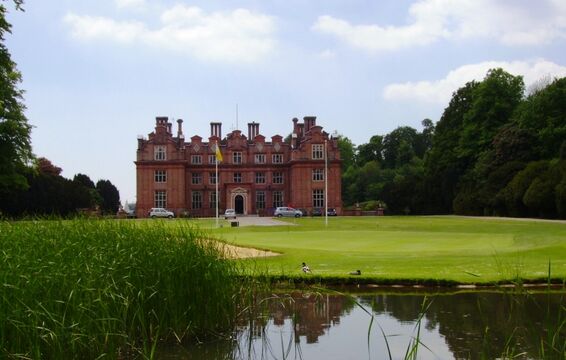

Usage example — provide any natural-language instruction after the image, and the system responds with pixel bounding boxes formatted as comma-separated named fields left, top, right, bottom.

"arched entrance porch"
left=229, top=187, right=249, bottom=215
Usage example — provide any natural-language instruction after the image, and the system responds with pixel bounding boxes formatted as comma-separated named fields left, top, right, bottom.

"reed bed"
left=0, top=219, right=247, bottom=359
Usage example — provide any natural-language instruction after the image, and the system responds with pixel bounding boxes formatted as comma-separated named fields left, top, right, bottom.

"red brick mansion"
left=135, top=116, right=342, bottom=218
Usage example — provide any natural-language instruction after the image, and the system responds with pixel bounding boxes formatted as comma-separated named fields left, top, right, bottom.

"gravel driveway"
left=231, top=216, right=294, bottom=227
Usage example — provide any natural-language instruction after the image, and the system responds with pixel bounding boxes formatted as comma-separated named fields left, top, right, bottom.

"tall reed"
left=0, top=219, right=245, bottom=359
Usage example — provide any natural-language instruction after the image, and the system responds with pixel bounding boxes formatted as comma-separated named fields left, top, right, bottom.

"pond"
left=160, top=289, right=566, bottom=359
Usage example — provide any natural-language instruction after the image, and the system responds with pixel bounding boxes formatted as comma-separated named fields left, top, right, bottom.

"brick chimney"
left=304, top=116, right=316, bottom=132
left=292, top=118, right=299, bottom=148
left=248, top=122, right=259, bottom=140
left=155, top=116, right=168, bottom=134
left=177, top=119, right=184, bottom=137
left=210, top=122, right=222, bottom=138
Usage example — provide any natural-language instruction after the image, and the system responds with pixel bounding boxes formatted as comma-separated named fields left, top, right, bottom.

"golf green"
left=210, top=216, right=566, bottom=284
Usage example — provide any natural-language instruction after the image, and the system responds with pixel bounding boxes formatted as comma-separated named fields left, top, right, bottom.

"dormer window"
left=312, top=144, right=324, bottom=160
left=154, top=146, right=166, bottom=160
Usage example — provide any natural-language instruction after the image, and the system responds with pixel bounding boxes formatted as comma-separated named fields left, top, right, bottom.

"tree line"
left=0, top=1, right=120, bottom=218
left=0, top=157, right=121, bottom=218
left=339, top=69, right=566, bottom=219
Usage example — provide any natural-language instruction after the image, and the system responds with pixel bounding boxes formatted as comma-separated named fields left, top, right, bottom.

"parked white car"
left=224, top=209, right=237, bottom=219
left=148, top=208, right=174, bottom=218
left=274, top=207, right=303, bottom=218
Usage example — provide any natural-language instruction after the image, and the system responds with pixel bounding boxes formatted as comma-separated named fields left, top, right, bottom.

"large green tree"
left=96, top=179, right=120, bottom=215
left=73, top=173, right=95, bottom=189
left=457, top=68, right=524, bottom=165
left=0, top=1, right=32, bottom=197
left=356, top=135, right=383, bottom=165
left=382, top=126, right=419, bottom=168
left=515, top=77, right=566, bottom=159
left=336, top=135, right=355, bottom=171
left=424, top=81, right=478, bottom=213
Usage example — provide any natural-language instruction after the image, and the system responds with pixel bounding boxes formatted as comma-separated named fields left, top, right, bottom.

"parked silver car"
left=224, top=209, right=237, bottom=219
left=274, top=207, right=303, bottom=218
left=148, top=207, right=174, bottom=218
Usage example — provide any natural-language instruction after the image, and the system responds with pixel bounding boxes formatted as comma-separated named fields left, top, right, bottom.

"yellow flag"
left=215, top=142, right=223, bottom=162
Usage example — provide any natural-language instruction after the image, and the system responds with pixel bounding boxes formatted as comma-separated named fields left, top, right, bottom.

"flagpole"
left=215, top=142, right=219, bottom=228
left=325, top=139, right=328, bottom=227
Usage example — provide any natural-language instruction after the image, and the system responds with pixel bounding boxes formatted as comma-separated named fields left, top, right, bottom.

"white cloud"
left=115, top=0, right=146, bottom=10
left=64, top=14, right=145, bottom=43
left=383, top=59, right=566, bottom=104
left=313, top=0, right=566, bottom=52
left=64, top=5, right=276, bottom=63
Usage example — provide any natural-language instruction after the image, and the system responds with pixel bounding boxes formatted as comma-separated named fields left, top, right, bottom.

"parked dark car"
left=298, top=208, right=309, bottom=217
left=327, top=208, right=337, bottom=216
left=311, top=208, right=323, bottom=216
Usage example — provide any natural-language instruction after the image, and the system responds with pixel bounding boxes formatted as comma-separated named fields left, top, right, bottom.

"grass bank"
left=0, top=219, right=252, bottom=359
left=208, top=216, right=566, bottom=285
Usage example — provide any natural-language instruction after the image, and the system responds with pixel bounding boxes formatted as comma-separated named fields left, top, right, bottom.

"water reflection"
left=162, top=290, right=565, bottom=360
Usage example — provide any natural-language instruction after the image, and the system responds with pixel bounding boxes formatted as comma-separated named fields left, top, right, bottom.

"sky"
left=5, top=0, right=566, bottom=204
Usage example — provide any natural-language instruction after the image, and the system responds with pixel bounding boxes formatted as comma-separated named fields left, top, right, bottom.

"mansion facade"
left=135, top=116, right=342, bottom=218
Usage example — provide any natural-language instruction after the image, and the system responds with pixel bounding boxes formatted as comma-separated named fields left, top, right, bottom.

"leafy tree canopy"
left=37, top=157, right=62, bottom=176
left=336, top=135, right=355, bottom=171
left=96, top=179, right=120, bottom=214
left=73, top=173, right=95, bottom=189
left=0, top=1, right=32, bottom=195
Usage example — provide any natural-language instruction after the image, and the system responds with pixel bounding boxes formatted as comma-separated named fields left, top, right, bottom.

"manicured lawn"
left=208, top=216, right=566, bottom=284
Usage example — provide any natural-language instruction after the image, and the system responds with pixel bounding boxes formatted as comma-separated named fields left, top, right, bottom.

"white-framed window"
left=272, top=154, right=283, bottom=164
left=255, top=154, right=266, bottom=164
left=191, top=173, right=202, bottom=185
left=255, top=172, right=266, bottom=184
left=232, top=152, right=242, bottom=164
left=154, top=170, right=167, bottom=183
left=272, top=172, right=283, bottom=184
left=312, top=144, right=324, bottom=160
left=312, top=169, right=324, bottom=181
left=154, top=190, right=166, bottom=208
left=154, top=146, right=166, bottom=160
left=233, top=172, right=242, bottom=183
left=273, top=191, right=284, bottom=208
left=191, top=155, right=202, bottom=164
left=208, top=154, right=217, bottom=164
left=256, top=191, right=265, bottom=210
left=192, top=191, right=202, bottom=209
left=209, top=191, right=217, bottom=209
left=209, top=172, right=217, bottom=185
left=313, top=189, right=324, bottom=208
